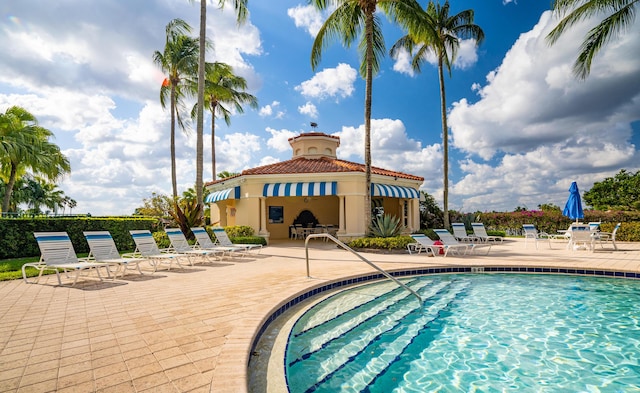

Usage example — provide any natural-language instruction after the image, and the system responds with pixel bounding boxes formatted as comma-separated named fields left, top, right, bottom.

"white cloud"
left=391, top=48, right=414, bottom=77
left=259, top=101, right=279, bottom=117
left=265, top=127, right=298, bottom=152
left=298, top=102, right=318, bottom=118
left=295, top=63, right=357, bottom=100
left=287, top=5, right=324, bottom=37
left=334, top=118, right=442, bottom=191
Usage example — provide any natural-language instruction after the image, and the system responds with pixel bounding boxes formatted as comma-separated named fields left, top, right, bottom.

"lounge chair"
left=471, top=223, right=503, bottom=243
left=594, top=222, right=620, bottom=250
left=25, top=232, right=115, bottom=286
left=567, top=224, right=594, bottom=251
left=435, top=229, right=491, bottom=255
left=407, top=234, right=439, bottom=257
left=164, top=228, right=225, bottom=263
left=522, top=224, right=553, bottom=249
left=129, top=230, right=191, bottom=271
left=83, top=231, right=147, bottom=278
left=190, top=227, right=247, bottom=256
left=211, top=227, right=263, bottom=253
left=452, top=223, right=479, bottom=243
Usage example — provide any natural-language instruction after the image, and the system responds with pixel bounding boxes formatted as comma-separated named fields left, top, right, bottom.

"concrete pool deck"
left=1, top=237, right=639, bottom=393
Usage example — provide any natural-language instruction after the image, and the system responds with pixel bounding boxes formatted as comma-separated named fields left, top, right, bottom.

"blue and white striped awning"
left=263, top=182, right=337, bottom=197
left=205, top=186, right=241, bottom=203
left=371, top=183, right=419, bottom=199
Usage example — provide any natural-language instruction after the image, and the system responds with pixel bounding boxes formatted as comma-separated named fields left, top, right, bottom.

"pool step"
left=293, top=279, right=417, bottom=336
left=288, top=280, right=444, bottom=364
left=287, top=279, right=468, bottom=393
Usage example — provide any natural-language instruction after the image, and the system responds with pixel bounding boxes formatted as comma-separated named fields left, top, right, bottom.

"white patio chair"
left=567, top=224, right=595, bottom=251
left=83, top=231, right=147, bottom=278
left=129, top=230, right=191, bottom=272
left=593, top=223, right=620, bottom=250
left=471, top=223, right=503, bottom=243
left=164, top=228, right=226, bottom=263
left=435, top=229, right=491, bottom=255
left=522, top=224, right=553, bottom=249
left=452, top=223, right=479, bottom=243
left=212, top=227, right=263, bottom=254
left=25, top=232, right=115, bottom=286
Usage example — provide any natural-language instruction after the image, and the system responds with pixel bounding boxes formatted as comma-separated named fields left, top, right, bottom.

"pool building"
left=205, top=131, right=424, bottom=241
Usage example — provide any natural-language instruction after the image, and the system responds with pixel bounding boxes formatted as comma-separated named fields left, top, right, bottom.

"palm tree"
left=153, top=18, right=199, bottom=200
left=192, top=62, right=257, bottom=179
left=390, top=0, right=484, bottom=228
left=547, top=0, right=638, bottom=80
left=189, top=0, right=249, bottom=224
left=0, top=106, right=71, bottom=213
left=310, top=0, right=423, bottom=231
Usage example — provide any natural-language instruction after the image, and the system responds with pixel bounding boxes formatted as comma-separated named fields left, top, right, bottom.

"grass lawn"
left=0, top=256, right=41, bottom=281
left=0, top=253, right=94, bottom=281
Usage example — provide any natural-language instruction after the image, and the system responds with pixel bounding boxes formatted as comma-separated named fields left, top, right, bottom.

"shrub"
left=348, top=236, right=414, bottom=250
left=232, top=236, right=267, bottom=246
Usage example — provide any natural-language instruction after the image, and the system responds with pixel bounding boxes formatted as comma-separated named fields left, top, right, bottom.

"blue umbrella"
left=563, top=181, right=584, bottom=223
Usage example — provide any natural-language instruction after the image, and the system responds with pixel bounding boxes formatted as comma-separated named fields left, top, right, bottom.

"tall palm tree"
left=547, top=0, right=638, bottom=80
left=189, top=0, right=249, bottom=223
left=192, top=62, right=257, bottom=178
left=0, top=106, right=71, bottom=213
left=310, top=0, right=423, bottom=231
left=153, top=18, right=199, bottom=200
left=390, top=0, right=484, bottom=228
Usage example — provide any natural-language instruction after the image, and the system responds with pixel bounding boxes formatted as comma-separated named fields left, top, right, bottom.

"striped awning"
left=263, top=181, right=337, bottom=197
left=205, top=186, right=240, bottom=203
left=371, top=183, right=419, bottom=199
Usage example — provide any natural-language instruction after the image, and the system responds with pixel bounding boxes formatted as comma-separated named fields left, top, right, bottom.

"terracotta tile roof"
left=206, top=156, right=423, bottom=186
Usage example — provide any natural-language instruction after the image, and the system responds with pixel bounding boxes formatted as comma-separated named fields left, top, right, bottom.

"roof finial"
left=310, top=122, right=318, bottom=130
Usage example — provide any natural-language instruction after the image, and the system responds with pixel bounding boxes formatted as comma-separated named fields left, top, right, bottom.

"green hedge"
left=348, top=236, right=415, bottom=250
left=0, top=217, right=159, bottom=259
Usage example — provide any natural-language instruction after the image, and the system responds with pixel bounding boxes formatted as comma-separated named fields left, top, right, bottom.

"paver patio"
left=0, top=238, right=638, bottom=392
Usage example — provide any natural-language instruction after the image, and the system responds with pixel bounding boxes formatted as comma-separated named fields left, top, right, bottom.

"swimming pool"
left=282, top=274, right=640, bottom=392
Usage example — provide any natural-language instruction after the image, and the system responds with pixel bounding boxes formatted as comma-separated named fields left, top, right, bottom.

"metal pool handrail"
left=304, top=233, right=423, bottom=305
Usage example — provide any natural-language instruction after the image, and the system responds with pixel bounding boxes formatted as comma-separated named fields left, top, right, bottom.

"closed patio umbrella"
left=562, top=181, right=584, bottom=223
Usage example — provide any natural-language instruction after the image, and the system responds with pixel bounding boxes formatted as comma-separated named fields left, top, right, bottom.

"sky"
left=1, top=0, right=639, bottom=216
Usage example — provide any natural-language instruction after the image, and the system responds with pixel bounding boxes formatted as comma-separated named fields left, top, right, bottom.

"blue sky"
left=1, top=0, right=639, bottom=215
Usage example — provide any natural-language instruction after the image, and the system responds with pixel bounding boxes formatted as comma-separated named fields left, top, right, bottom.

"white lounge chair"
left=190, top=227, right=247, bottom=256
left=164, top=228, right=226, bottom=263
left=471, top=223, right=503, bottom=243
left=435, top=229, right=491, bottom=255
left=25, top=232, right=114, bottom=286
left=407, top=234, right=439, bottom=257
left=129, top=230, right=191, bottom=272
left=211, top=227, right=263, bottom=253
left=452, top=223, right=479, bottom=243
left=522, top=224, right=553, bottom=249
left=594, top=222, right=620, bottom=250
left=83, top=231, right=147, bottom=278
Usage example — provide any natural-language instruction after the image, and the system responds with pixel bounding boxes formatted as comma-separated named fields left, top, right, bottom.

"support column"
left=259, top=197, right=268, bottom=235
left=338, top=195, right=345, bottom=233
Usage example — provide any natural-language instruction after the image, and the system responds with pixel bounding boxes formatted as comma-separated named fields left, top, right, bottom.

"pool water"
left=285, top=274, right=640, bottom=392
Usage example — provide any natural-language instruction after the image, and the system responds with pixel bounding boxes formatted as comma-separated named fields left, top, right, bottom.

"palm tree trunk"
left=1, top=164, right=18, bottom=213
left=438, top=56, right=450, bottom=228
left=195, top=0, right=206, bottom=220
left=170, top=86, right=178, bottom=201
left=363, top=11, right=374, bottom=233
left=210, top=103, right=217, bottom=179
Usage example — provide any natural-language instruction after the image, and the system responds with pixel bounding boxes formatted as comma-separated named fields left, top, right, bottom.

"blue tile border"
left=249, top=266, right=640, bottom=360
